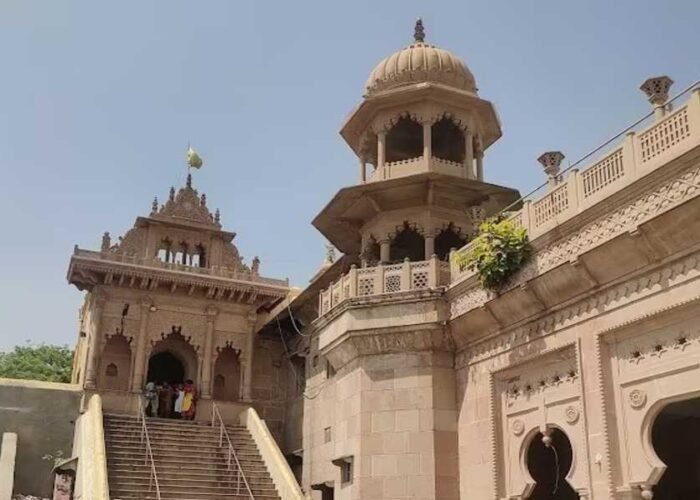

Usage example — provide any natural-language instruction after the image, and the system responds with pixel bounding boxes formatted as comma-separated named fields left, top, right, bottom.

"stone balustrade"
left=368, top=155, right=474, bottom=182
left=318, top=256, right=450, bottom=317
left=73, top=247, right=289, bottom=287
left=451, top=87, right=700, bottom=284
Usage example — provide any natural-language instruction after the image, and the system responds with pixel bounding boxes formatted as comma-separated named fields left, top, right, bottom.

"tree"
left=0, top=344, right=73, bottom=383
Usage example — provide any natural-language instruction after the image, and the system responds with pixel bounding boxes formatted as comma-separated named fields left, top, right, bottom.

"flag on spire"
left=187, top=146, right=203, bottom=169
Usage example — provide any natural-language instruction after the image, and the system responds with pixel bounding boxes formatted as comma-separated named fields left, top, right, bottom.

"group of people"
left=143, top=379, right=197, bottom=420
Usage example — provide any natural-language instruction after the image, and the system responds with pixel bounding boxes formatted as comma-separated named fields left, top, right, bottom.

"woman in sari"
left=181, top=379, right=197, bottom=420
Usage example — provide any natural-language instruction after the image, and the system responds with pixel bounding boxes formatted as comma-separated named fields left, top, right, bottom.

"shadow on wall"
left=0, top=378, right=81, bottom=497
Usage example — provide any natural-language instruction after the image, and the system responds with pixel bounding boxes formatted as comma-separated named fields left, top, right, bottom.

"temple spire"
left=414, top=18, right=425, bottom=43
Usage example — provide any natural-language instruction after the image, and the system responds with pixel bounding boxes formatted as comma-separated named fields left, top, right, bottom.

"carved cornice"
left=69, top=253, right=288, bottom=303
left=451, top=162, right=700, bottom=320
left=456, top=250, right=700, bottom=368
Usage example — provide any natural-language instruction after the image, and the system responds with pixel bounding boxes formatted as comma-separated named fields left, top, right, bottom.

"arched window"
left=431, top=117, right=465, bottom=163
left=390, top=222, right=425, bottom=263
left=361, top=236, right=380, bottom=267
left=195, top=244, right=207, bottom=268
left=435, top=224, right=467, bottom=261
left=386, top=117, right=423, bottom=163
left=105, top=363, right=118, bottom=377
left=157, top=238, right=173, bottom=263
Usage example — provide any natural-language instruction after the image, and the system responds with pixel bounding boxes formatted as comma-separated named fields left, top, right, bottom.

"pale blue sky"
left=1, top=1, right=698, bottom=350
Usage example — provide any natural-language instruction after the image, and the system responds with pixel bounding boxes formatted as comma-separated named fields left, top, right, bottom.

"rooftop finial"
left=414, top=18, right=425, bottom=43
left=186, top=173, right=192, bottom=188
left=151, top=196, right=159, bottom=214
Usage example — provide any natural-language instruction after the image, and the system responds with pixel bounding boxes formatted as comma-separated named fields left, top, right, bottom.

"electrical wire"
left=276, top=316, right=326, bottom=400
left=496, top=78, right=700, bottom=217
left=287, top=302, right=311, bottom=337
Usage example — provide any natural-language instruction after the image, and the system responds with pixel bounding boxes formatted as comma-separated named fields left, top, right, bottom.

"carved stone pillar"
left=84, top=295, right=106, bottom=389
left=422, top=121, right=432, bottom=160
left=379, top=239, right=391, bottom=264
left=424, top=232, right=435, bottom=259
left=201, top=306, right=218, bottom=399
left=464, top=130, right=474, bottom=179
left=130, top=302, right=151, bottom=392
left=476, top=151, right=484, bottom=181
left=377, top=131, right=386, bottom=169
left=359, top=158, right=366, bottom=183
left=241, top=313, right=256, bottom=401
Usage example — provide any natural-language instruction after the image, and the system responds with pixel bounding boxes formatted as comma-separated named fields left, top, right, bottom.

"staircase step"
left=104, top=414, right=281, bottom=500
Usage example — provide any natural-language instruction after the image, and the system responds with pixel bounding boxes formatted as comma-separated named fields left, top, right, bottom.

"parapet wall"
left=0, top=378, right=82, bottom=496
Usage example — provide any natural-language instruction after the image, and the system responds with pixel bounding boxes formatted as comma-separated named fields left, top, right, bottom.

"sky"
left=0, top=0, right=698, bottom=350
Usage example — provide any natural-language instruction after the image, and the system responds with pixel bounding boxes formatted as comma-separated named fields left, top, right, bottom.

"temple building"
left=3, top=18, right=700, bottom=500
left=67, top=173, right=291, bottom=430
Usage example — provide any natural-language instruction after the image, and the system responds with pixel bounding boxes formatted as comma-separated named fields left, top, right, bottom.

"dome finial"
left=414, top=18, right=425, bottom=43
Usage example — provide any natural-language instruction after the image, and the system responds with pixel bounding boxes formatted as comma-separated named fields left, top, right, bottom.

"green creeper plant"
left=453, top=217, right=531, bottom=291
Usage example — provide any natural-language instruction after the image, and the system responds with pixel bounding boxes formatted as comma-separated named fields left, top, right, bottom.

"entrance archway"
left=526, top=428, right=579, bottom=500
left=147, top=351, right=185, bottom=385
left=651, top=396, right=700, bottom=499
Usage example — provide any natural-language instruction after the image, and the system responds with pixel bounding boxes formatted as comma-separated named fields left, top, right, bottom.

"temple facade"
left=263, top=21, right=700, bottom=500
left=67, top=174, right=292, bottom=432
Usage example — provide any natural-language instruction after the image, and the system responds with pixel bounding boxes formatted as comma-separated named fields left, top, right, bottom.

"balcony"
left=71, top=247, right=289, bottom=288
left=318, top=256, right=450, bottom=317
left=367, top=155, right=474, bottom=183
left=451, top=86, right=700, bottom=287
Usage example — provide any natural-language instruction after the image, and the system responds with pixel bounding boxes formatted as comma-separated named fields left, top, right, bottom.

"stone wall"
left=251, top=336, right=291, bottom=441
left=0, top=378, right=81, bottom=497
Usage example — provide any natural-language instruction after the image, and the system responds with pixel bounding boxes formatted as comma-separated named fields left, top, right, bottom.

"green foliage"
left=453, top=217, right=531, bottom=290
left=0, top=344, right=73, bottom=383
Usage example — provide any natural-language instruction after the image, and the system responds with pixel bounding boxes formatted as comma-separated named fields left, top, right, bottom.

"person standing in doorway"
left=173, top=383, right=185, bottom=419
left=143, top=381, right=159, bottom=417
left=181, top=379, right=197, bottom=420
left=158, top=382, right=174, bottom=418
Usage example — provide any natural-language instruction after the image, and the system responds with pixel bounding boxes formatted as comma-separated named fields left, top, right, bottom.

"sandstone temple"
left=1, top=19, right=700, bottom=500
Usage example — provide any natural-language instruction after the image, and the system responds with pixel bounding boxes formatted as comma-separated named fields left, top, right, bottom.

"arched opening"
left=386, top=117, right=422, bottom=163
left=651, top=396, right=700, bottom=498
left=97, top=334, right=132, bottom=391
left=526, top=428, right=579, bottom=500
left=435, top=224, right=467, bottom=261
left=361, top=236, right=380, bottom=267
left=390, top=222, right=425, bottom=262
left=213, top=347, right=241, bottom=401
left=147, top=327, right=198, bottom=387
left=431, top=117, right=465, bottom=164
left=147, top=351, right=185, bottom=385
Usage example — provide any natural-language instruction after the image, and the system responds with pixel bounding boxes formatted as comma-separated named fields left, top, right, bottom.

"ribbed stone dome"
left=364, top=20, right=477, bottom=95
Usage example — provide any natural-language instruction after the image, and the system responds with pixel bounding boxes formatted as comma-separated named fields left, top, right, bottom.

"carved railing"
left=368, top=155, right=472, bottom=182
left=72, top=248, right=289, bottom=287
left=318, top=256, right=449, bottom=317
left=451, top=86, right=700, bottom=284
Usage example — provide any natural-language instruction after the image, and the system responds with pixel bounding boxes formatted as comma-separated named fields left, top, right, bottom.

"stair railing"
left=211, top=403, right=255, bottom=499
left=137, top=397, right=162, bottom=500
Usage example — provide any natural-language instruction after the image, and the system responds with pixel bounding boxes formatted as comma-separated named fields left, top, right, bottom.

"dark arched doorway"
left=651, top=396, right=700, bottom=499
left=435, top=224, right=467, bottom=261
left=390, top=222, right=425, bottom=263
left=147, top=351, right=185, bottom=385
left=526, top=428, right=579, bottom=500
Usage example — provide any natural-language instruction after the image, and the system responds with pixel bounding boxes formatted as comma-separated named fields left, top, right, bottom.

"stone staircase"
left=103, top=414, right=281, bottom=500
